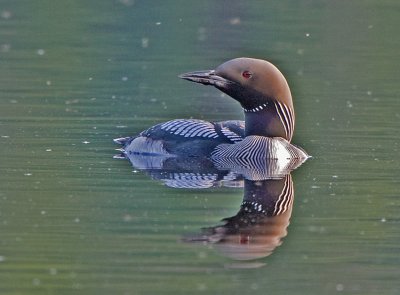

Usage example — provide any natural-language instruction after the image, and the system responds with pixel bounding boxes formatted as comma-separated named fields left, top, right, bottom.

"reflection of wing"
left=163, top=173, right=217, bottom=189
left=149, top=171, right=244, bottom=189
left=161, top=173, right=238, bottom=189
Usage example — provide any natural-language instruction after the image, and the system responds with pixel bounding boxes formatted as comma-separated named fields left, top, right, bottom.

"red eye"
left=242, top=70, right=252, bottom=79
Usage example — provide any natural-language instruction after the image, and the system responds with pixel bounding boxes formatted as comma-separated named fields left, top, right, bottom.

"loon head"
left=179, top=58, right=295, bottom=141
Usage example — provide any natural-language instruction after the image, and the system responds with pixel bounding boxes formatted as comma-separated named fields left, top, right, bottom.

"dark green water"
left=1, top=1, right=399, bottom=294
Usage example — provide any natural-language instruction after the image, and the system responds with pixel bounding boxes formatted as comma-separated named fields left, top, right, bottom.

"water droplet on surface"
left=1, top=10, right=11, bottom=19
left=141, top=38, right=149, bottom=48
left=229, top=17, right=241, bottom=25
left=123, top=214, right=133, bottom=222
left=1, top=44, right=11, bottom=52
left=37, top=49, right=45, bottom=55
left=336, top=283, right=344, bottom=291
left=119, top=0, right=135, bottom=6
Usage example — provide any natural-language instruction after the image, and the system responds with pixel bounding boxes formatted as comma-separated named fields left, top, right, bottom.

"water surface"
left=1, top=1, right=399, bottom=294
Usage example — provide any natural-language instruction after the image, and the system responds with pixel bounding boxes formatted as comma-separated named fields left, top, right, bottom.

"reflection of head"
left=185, top=175, right=294, bottom=261
left=212, top=209, right=292, bottom=260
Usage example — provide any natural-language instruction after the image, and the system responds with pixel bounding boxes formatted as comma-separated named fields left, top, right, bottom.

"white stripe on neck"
left=243, top=103, right=268, bottom=113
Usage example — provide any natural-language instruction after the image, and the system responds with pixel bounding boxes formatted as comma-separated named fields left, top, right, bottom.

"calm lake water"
left=1, top=1, right=399, bottom=294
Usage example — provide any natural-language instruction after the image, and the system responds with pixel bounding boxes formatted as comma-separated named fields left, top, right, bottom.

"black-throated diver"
left=114, top=58, right=308, bottom=160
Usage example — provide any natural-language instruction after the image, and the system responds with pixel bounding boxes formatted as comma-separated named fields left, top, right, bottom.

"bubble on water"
left=197, top=283, right=207, bottom=291
left=1, top=10, right=12, bottom=19
left=32, top=278, right=41, bottom=286
left=37, top=49, right=45, bottom=56
left=49, top=268, right=58, bottom=275
left=346, top=101, right=353, bottom=108
left=1, top=44, right=11, bottom=52
left=141, top=38, right=149, bottom=48
left=197, top=27, right=207, bottom=41
left=119, top=0, right=135, bottom=6
left=122, top=76, right=128, bottom=81
left=336, top=283, right=344, bottom=291
left=250, top=283, right=259, bottom=290
left=65, top=99, right=80, bottom=105
left=123, top=214, right=132, bottom=222
left=0, top=256, right=5, bottom=262
left=46, top=80, right=52, bottom=86
left=229, top=17, right=241, bottom=25
left=197, top=251, right=207, bottom=259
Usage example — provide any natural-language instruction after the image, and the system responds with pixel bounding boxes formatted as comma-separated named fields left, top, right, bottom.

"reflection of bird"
left=114, top=58, right=308, bottom=160
left=184, top=174, right=294, bottom=261
left=122, top=151, right=307, bottom=188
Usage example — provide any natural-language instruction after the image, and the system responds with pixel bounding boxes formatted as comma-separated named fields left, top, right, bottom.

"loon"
left=114, top=58, right=308, bottom=160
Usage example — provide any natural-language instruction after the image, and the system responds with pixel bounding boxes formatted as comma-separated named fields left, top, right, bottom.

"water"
left=1, top=0, right=399, bottom=294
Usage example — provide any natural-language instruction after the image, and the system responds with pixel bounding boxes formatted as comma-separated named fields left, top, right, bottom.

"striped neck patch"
left=243, top=103, right=268, bottom=113
left=274, top=101, right=294, bottom=141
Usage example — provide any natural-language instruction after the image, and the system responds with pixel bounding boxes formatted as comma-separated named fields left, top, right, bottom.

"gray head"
left=180, top=58, right=295, bottom=141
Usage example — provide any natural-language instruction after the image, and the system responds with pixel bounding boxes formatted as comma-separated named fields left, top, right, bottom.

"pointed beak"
left=179, top=70, right=232, bottom=87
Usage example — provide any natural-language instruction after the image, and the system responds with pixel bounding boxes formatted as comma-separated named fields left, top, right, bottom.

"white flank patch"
left=126, top=137, right=169, bottom=156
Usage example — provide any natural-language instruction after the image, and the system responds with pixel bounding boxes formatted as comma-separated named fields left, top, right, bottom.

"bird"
left=114, top=57, right=309, bottom=160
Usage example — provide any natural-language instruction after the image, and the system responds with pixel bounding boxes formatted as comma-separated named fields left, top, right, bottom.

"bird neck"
left=244, top=106, right=290, bottom=140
